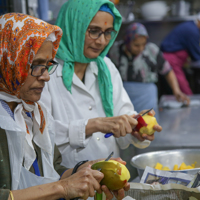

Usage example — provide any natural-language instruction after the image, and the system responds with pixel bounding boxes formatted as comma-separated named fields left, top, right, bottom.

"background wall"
left=115, top=0, right=200, bottom=46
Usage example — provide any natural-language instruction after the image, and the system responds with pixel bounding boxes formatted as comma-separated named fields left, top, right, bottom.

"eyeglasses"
left=31, top=59, right=59, bottom=77
left=88, top=28, right=117, bottom=41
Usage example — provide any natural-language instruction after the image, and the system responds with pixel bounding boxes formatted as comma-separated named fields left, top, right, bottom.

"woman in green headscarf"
left=41, top=0, right=162, bottom=173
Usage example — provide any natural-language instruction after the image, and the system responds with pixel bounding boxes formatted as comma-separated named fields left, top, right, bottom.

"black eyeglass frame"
left=88, top=28, right=117, bottom=41
left=30, top=59, right=59, bottom=77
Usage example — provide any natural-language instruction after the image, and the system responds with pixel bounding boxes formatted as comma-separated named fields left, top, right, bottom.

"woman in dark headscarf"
left=109, top=22, right=190, bottom=116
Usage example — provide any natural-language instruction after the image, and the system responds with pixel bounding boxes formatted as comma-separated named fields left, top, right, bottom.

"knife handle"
left=104, top=132, right=113, bottom=138
left=104, top=109, right=153, bottom=138
left=104, top=115, right=140, bottom=138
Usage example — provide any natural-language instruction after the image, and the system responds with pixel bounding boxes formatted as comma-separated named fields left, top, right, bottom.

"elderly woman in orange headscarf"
left=0, top=13, right=130, bottom=200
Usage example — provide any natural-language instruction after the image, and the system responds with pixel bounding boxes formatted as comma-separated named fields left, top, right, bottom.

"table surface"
left=149, top=95, right=200, bottom=149
left=123, top=95, right=200, bottom=180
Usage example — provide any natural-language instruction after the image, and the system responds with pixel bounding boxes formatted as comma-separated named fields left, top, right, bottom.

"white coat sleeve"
left=104, top=57, right=151, bottom=149
left=40, top=82, right=89, bottom=149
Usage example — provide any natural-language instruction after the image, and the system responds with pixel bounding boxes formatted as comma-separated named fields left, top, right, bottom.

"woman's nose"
left=139, top=46, right=145, bottom=53
left=38, top=69, right=50, bottom=82
left=96, top=33, right=107, bottom=45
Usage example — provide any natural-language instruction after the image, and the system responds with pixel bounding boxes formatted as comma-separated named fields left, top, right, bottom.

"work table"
left=136, top=94, right=200, bottom=154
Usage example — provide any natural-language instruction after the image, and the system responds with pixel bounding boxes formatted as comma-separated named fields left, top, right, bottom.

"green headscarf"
left=55, top=0, right=122, bottom=117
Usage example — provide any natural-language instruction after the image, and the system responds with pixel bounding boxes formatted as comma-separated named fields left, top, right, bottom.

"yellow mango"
left=155, top=162, right=163, bottom=170
left=91, top=160, right=130, bottom=190
left=173, top=164, right=179, bottom=170
left=139, top=115, right=158, bottom=135
left=186, top=165, right=194, bottom=169
left=192, top=162, right=197, bottom=168
left=179, top=162, right=187, bottom=170
left=162, top=166, right=170, bottom=171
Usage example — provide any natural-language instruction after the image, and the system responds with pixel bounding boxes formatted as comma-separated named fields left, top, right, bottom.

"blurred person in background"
left=109, top=22, right=190, bottom=117
left=160, top=13, right=200, bottom=95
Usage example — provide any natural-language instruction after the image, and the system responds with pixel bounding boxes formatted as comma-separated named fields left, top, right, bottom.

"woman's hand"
left=131, top=109, right=162, bottom=142
left=165, top=69, right=190, bottom=106
left=173, top=90, right=190, bottom=106
left=86, top=115, right=138, bottom=137
left=77, top=157, right=130, bottom=200
left=101, top=182, right=130, bottom=200
left=59, top=165, right=104, bottom=199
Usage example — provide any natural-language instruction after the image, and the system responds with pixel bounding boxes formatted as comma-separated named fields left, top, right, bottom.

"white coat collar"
left=56, top=58, right=98, bottom=95
left=56, top=58, right=98, bottom=77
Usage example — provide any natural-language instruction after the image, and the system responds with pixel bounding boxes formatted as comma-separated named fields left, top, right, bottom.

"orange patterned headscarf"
left=0, top=13, right=62, bottom=97
left=0, top=13, right=63, bottom=170
left=0, top=14, right=63, bottom=170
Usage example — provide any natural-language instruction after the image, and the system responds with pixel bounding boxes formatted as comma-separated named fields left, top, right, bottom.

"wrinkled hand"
left=95, top=115, right=138, bottom=138
left=174, top=90, right=190, bottom=106
left=131, top=109, right=162, bottom=142
left=78, top=158, right=130, bottom=200
left=101, top=182, right=130, bottom=200
left=110, top=157, right=126, bottom=165
left=59, top=165, right=104, bottom=200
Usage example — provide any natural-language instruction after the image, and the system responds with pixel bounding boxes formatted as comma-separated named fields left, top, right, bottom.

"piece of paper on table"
left=140, top=166, right=195, bottom=187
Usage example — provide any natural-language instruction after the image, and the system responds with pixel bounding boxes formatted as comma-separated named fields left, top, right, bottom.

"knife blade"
left=104, top=108, right=153, bottom=138
left=141, top=108, right=153, bottom=116
left=105, top=151, right=114, bottom=161
left=97, top=151, right=114, bottom=171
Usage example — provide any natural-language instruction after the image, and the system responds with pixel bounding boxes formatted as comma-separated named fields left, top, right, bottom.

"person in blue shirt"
left=160, top=13, right=200, bottom=95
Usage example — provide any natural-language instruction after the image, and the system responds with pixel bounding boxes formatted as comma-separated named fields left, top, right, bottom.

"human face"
left=19, top=41, right=52, bottom=102
left=84, top=11, right=114, bottom=59
left=129, top=36, right=147, bottom=56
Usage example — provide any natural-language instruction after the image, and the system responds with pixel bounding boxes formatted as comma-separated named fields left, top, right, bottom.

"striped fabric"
left=0, top=100, right=14, bottom=120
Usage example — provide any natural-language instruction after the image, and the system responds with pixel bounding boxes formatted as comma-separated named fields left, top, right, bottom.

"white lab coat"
left=40, top=57, right=150, bottom=168
left=0, top=103, right=60, bottom=190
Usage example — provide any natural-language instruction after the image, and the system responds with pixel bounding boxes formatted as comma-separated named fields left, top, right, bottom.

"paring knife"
left=96, top=151, right=114, bottom=200
left=97, top=151, right=114, bottom=171
left=104, top=108, right=153, bottom=138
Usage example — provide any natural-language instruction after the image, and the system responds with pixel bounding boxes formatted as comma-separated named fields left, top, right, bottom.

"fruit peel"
left=135, top=114, right=158, bottom=135
left=91, top=160, right=130, bottom=190
left=133, top=114, right=147, bottom=132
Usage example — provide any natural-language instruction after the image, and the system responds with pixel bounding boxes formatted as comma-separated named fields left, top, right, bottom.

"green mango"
left=91, top=160, right=130, bottom=190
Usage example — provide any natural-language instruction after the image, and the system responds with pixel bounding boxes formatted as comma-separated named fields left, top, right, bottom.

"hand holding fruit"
left=131, top=109, right=162, bottom=141
left=86, top=115, right=138, bottom=137
left=92, top=159, right=130, bottom=200
left=59, top=166, right=104, bottom=199
left=94, top=159, right=130, bottom=200
left=86, top=109, right=161, bottom=140
left=76, top=157, right=130, bottom=200
left=92, top=160, right=130, bottom=190
left=101, top=182, right=130, bottom=200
